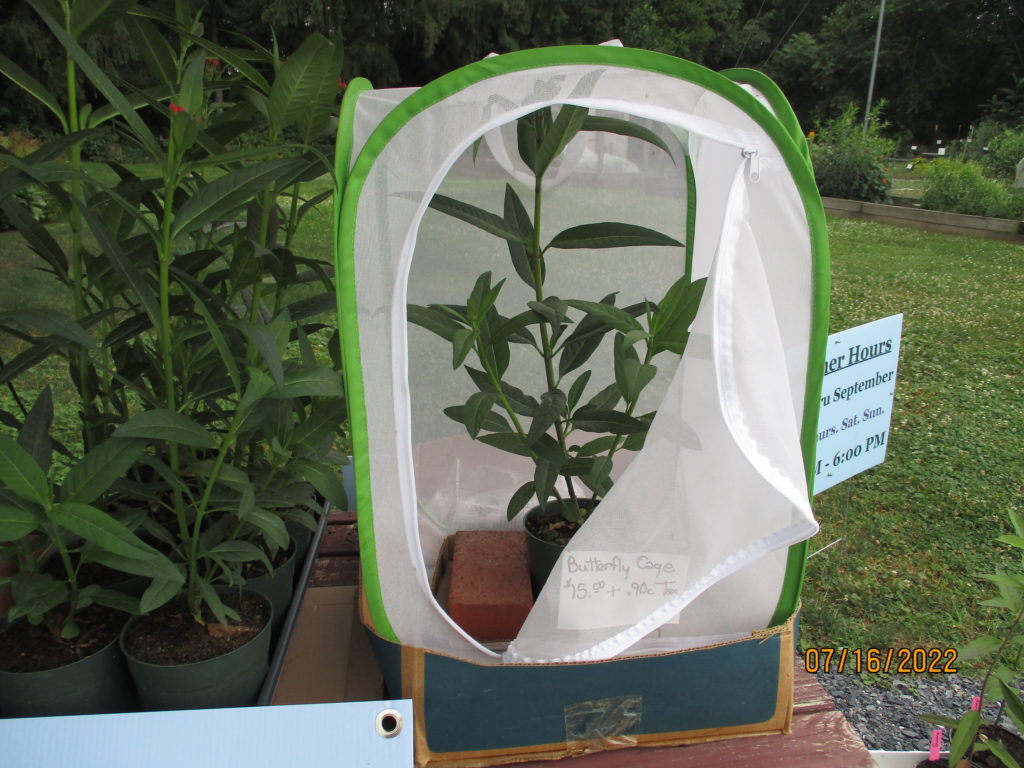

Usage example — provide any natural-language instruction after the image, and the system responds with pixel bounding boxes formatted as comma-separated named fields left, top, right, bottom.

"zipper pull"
left=742, top=146, right=760, bottom=182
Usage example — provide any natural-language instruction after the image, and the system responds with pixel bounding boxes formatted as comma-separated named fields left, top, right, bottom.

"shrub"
left=981, top=127, right=1024, bottom=182
left=809, top=104, right=896, bottom=204
left=0, top=130, right=61, bottom=229
left=958, top=118, right=1007, bottom=163
left=921, top=158, right=1023, bottom=219
left=79, top=124, right=148, bottom=164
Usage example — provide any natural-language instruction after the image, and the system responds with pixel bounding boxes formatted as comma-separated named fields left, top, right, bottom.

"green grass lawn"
left=801, top=217, right=1024, bottom=664
left=2, top=195, right=1022, bottom=667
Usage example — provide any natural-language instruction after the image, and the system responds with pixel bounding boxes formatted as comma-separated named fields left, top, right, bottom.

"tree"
left=621, top=0, right=745, bottom=65
left=766, top=0, right=1024, bottom=140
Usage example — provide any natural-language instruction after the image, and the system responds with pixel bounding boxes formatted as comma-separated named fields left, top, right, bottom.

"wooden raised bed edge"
left=822, top=196, right=1024, bottom=245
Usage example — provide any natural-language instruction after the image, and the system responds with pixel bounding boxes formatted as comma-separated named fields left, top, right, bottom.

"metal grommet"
left=375, top=708, right=403, bottom=738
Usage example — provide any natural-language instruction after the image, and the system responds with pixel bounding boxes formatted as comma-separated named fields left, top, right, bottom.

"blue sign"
left=814, top=314, right=903, bottom=493
left=0, top=700, right=413, bottom=768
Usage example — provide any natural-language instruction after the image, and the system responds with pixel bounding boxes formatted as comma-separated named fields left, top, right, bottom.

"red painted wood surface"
left=310, top=513, right=360, bottom=587
left=494, top=709, right=874, bottom=768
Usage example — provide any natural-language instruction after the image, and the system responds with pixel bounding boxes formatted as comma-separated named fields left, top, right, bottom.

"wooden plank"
left=328, top=508, right=357, bottom=525
left=309, top=555, right=360, bottom=587
left=822, top=196, right=1024, bottom=244
left=319, top=523, right=360, bottom=556
left=497, top=710, right=872, bottom=768
left=793, top=664, right=835, bottom=715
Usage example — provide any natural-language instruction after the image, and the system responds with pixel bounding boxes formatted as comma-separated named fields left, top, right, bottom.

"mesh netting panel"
left=344, top=60, right=818, bottom=664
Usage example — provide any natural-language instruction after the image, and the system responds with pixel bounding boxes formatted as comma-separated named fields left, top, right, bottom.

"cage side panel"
left=340, top=47, right=824, bottom=660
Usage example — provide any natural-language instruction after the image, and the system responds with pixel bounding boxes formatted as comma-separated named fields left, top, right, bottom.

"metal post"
left=863, top=0, right=887, bottom=135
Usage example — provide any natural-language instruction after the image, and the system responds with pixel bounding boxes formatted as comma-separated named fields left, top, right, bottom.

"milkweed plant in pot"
left=408, top=105, right=705, bottom=590
left=0, top=1, right=349, bottom=709
left=0, top=388, right=181, bottom=717
left=919, top=510, right=1024, bottom=768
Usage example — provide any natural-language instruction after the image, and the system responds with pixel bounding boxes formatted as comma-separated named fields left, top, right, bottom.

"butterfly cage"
left=332, top=44, right=828, bottom=767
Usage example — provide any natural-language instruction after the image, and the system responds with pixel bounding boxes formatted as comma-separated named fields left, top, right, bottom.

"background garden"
left=1, top=0, right=1023, bottom=679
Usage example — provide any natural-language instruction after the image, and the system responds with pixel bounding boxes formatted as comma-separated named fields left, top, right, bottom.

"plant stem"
left=592, top=339, right=656, bottom=504
left=187, top=411, right=245, bottom=619
left=62, top=19, right=96, bottom=451
left=250, top=185, right=277, bottom=324
left=983, top=601, right=1024, bottom=727
left=157, top=129, right=189, bottom=597
left=285, top=181, right=301, bottom=249
left=530, top=173, right=578, bottom=508
left=45, top=519, right=79, bottom=630
left=0, top=354, right=27, bottom=415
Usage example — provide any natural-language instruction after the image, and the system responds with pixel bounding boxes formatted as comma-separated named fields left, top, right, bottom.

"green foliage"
left=982, top=128, right=1024, bottom=183
left=801, top=217, right=1023, bottom=668
left=0, top=130, right=61, bottom=229
left=764, top=0, right=1024, bottom=142
left=622, top=0, right=743, bottom=62
left=809, top=103, right=895, bottom=204
left=0, top=389, right=181, bottom=638
left=0, top=0, right=348, bottom=630
left=979, top=76, right=1024, bottom=129
left=409, top=105, right=703, bottom=525
left=921, top=511, right=1024, bottom=768
left=921, top=159, right=1023, bottom=219
left=77, top=124, right=149, bottom=164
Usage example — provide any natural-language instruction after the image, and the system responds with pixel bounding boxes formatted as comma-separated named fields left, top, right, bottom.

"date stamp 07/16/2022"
left=803, top=647, right=958, bottom=675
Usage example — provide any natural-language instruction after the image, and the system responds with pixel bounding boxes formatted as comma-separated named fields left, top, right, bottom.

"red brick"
left=447, top=531, right=533, bottom=643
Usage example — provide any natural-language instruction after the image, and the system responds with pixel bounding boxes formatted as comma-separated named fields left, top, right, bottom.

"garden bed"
left=823, top=196, right=1024, bottom=244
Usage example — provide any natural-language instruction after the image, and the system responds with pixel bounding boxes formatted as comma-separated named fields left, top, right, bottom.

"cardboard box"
left=362, top=588, right=795, bottom=768
left=272, top=585, right=384, bottom=705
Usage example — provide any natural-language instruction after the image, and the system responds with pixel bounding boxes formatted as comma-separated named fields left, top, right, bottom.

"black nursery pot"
left=119, top=589, right=273, bottom=711
left=523, top=499, right=595, bottom=595
left=0, top=621, right=136, bottom=718
left=245, top=542, right=298, bottom=640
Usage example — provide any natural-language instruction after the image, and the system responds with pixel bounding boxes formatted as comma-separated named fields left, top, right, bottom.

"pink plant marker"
left=929, top=729, right=943, bottom=761
left=972, top=696, right=981, bottom=711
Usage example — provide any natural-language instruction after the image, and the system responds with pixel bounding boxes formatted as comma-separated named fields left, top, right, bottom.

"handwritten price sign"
left=557, top=551, right=690, bottom=631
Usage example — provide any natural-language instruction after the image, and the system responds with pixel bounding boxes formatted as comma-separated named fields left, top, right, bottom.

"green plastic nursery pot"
left=0, top=624, right=136, bottom=718
left=245, top=544, right=297, bottom=638
left=120, top=590, right=273, bottom=711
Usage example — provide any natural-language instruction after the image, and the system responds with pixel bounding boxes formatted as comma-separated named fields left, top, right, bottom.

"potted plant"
left=0, top=390, right=181, bottom=717
left=920, top=510, right=1024, bottom=767
left=1, top=1, right=348, bottom=710
left=409, top=104, right=705, bottom=590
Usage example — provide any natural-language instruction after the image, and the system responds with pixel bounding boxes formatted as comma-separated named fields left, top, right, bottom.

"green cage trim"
left=332, top=76, right=399, bottom=641
left=337, top=45, right=830, bottom=644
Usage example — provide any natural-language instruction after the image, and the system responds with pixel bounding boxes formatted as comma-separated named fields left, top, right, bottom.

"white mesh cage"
left=336, top=49, right=825, bottom=665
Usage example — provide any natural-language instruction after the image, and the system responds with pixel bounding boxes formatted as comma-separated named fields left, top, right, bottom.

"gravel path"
left=814, top=668, right=1010, bottom=752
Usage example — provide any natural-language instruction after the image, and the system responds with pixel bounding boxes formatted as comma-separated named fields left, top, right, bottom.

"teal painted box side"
left=363, top=611, right=795, bottom=767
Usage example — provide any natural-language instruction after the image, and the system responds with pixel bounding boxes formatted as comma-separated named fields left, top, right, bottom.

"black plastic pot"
left=524, top=500, right=595, bottom=595
left=120, top=589, right=273, bottom=711
left=0, top=623, right=136, bottom=717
